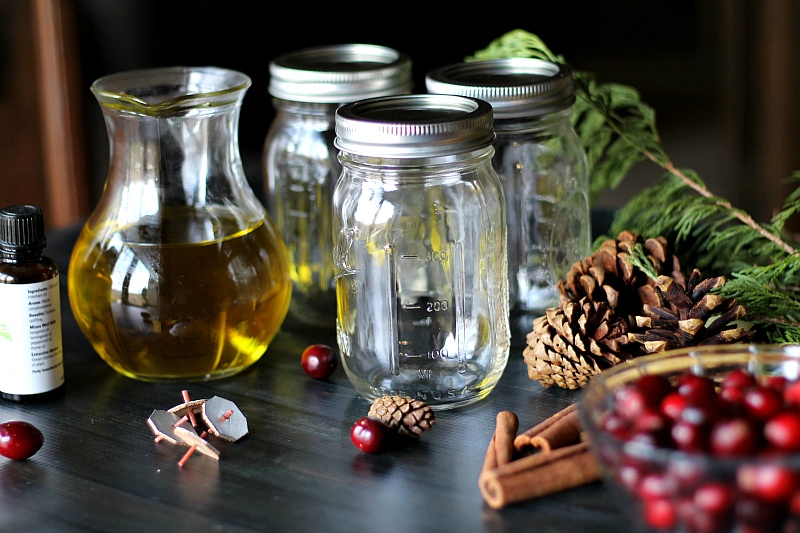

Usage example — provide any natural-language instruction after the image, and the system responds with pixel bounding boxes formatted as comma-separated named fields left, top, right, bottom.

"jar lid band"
left=334, top=94, right=494, bottom=158
left=269, top=44, right=413, bottom=103
left=425, top=58, right=575, bottom=118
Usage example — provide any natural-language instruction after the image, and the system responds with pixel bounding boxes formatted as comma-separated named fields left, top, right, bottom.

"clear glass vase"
left=68, top=66, right=292, bottom=382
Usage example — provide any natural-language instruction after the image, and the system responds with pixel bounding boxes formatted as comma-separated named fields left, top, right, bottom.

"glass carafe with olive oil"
left=69, top=67, right=291, bottom=381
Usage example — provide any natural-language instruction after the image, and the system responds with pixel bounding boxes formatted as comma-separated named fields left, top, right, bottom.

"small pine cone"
left=522, top=297, right=642, bottom=390
left=368, top=395, right=435, bottom=437
left=557, top=231, right=684, bottom=320
left=628, top=269, right=756, bottom=353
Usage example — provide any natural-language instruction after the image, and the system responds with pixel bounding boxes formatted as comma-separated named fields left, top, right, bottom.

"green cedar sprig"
left=470, top=29, right=800, bottom=343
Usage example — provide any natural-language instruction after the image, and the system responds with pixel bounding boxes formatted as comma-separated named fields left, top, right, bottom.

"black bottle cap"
left=0, top=204, right=46, bottom=251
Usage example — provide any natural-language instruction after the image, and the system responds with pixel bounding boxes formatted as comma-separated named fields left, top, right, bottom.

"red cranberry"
left=784, top=381, right=800, bottom=408
left=666, top=458, right=708, bottom=492
left=744, top=386, right=784, bottom=421
left=721, top=368, right=756, bottom=390
left=350, top=417, right=388, bottom=454
left=642, top=497, right=677, bottom=530
left=632, top=409, right=670, bottom=435
left=614, top=384, right=652, bottom=422
left=718, top=385, right=747, bottom=408
left=636, top=471, right=676, bottom=501
left=599, top=411, right=630, bottom=440
left=762, top=375, right=788, bottom=393
left=678, top=396, right=724, bottom=428
left=661, top=391, right=690, bottom=421
left=301, top=343, right=338, bottom=379
left=764, top=411, right=800, bottom=452
left=694, top=481, right=736, bottom=515
left=616, top=376, right=673, bottom=422
left=789, top=490, right=800, bottom=515
left=0, top=421, right=44, bottom=461
left=677, top=374, right=716, bottom=400
left=628, top=426, right=672, bottom=449
left=710, top=417, right=760, bottom=456
left=737, top=463, right=799, bottom=503
left=671, top=419, right=709, bottom=452
left=637, top=374, right=675, bottom=404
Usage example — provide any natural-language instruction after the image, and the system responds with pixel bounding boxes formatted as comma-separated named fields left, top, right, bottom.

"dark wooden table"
left=0, top=223, right=629, bottom=533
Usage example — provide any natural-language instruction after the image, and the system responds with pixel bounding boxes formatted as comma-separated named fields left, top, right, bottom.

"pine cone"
left=628, top=269, right=756, bottom=353
left=522, top=297, right=642, bottom=390
left=556, top=230, right=684, bottom=319
left=368, top=395, right=435, bottom=437
left=523, top=232, right=757, bottom=390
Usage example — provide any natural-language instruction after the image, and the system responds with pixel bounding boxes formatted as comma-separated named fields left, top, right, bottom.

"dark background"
left=71, top=0, right=722, bottom=208
left=3, top=0, right=800, bottom=228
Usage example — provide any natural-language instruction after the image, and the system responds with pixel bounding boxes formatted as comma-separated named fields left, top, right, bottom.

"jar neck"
left=94, top=102, right=265, bottom=226
left=492, top=107, right=574, bottom=134
left=272, top=98, right=339, bottom=117
left=338, top=145, right=496, bottom=173
left=103, top=104, right=243, bottom=183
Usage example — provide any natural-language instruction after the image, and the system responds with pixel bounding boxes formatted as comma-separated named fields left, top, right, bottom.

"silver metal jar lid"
left=268, top=44, right=412, bottom=103
left=425, top=58, right=574, bottom=118
left=334, top=94, right=495, bottom=158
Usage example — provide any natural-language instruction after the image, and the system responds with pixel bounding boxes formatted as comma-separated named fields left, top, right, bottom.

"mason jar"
left=263, top=44, right=412, bottom=328
left=426, top=58, right=591, bottom=318
left=333, top=94, right=510, bottom=410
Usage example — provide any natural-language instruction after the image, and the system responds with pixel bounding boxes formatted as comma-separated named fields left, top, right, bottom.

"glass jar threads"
left=333, top=94, right=510, bottom=410
left=263, top=44, right=412, bottom=328
left=426, top=58, right=591, bottom=316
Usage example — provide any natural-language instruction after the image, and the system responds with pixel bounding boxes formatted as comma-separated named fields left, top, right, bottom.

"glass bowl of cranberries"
left=577, top=343, right=800, bottom=533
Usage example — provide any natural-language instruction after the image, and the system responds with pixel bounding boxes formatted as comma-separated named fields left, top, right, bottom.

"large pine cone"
left=628, top=269, right=756, bottom=353
left=525, top=233, right=753, bottom=390
left=523, top=297, right=638, bottom=390
left=368, top=395, right=435, bottom=437
left=557, top=230, right=684, bottom=319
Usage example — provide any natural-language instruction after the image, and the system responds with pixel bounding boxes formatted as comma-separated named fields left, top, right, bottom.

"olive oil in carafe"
left=69, top=209, right=291, bottom=381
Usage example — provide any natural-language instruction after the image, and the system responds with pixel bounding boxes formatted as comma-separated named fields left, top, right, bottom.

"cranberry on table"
left=350, top=417, right=388, bottom=454
left=300, top=343, right=338, bottom=379
left=0, top=420, right=44, bottom=461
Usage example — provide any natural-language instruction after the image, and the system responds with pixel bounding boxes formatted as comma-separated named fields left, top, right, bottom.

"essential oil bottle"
left=0, top=204, right=65, bottom=402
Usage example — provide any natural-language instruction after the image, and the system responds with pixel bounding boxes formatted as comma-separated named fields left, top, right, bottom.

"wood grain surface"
left=0, top=224, right=629, bottom=533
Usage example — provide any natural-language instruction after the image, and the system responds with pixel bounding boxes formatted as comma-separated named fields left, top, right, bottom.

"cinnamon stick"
left=479, top=411, right=519, bottom=482
left=479, top=441, right=600, bottom=509
left=494, top=411, right=519, bottom=465
left=514, top=403, right=581, bottom=453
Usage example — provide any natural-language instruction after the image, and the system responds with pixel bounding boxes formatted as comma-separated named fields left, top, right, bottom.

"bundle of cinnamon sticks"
left=478, top=403, right=601, bottom=509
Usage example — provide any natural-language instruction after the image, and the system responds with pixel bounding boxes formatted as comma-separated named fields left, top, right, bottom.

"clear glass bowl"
left=577, top=343, right=800, bottom=533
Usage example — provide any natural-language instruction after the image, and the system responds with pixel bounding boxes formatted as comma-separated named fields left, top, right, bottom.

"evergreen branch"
left=656, top=159, right=796, bottom=255
left=626, top=242, right=659, bottom=281
left=472, top=29, right=800, bottom=343
left=467, top=29, right=564, bottom=63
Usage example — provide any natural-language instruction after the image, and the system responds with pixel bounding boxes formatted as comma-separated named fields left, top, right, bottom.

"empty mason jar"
left=333, top=94, right=510, bottom=410
left=426, top=58, right=591, bottom=316
left=263, top=44, right=412, bottom=328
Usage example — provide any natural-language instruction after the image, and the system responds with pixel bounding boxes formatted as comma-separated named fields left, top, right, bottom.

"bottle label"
left=0, top=276, right=64, bottom=394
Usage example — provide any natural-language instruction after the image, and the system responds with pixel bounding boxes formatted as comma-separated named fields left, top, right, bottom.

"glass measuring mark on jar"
left=386, top=241, right=468, bottom=377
